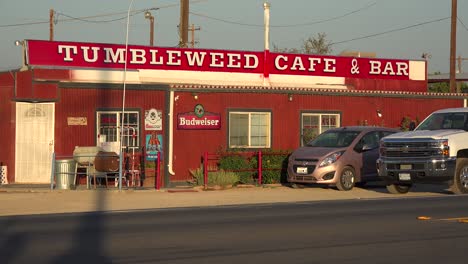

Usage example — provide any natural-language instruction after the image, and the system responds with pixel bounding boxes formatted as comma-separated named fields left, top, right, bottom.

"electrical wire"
left=190, top=1, right=378, bottom=28
left=56, top=10, right=149, bottom=23
left=0, top=20, right=49, bottom=28
left=459, top=17, right=468, bottom=31
left=0, top=9, right=150, bottom=27
left=0, top=0, right=209, bottom=28
left=331, top=16, right=450, bottom=45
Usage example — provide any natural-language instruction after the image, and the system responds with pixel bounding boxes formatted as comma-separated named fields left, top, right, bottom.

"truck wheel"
left=386, top=183, right=412, bottom=194
left=336, top=166, right=355, bottom=191
left=450, top=158, right=468, bottom=194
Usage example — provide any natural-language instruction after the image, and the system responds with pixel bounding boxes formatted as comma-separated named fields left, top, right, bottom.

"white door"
left=15, top=103, right=55, bottom=183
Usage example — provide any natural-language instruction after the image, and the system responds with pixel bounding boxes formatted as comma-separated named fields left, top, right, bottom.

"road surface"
left=1, top=194, right=467, bottom=263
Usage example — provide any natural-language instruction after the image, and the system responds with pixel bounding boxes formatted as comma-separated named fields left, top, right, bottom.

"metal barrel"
left=55, top=159, right=77, bottom=190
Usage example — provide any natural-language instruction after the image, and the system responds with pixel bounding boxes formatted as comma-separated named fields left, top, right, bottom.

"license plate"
left=399, top=173, right=411, bottom=181
left=400, top=164, right=412, bottom=170
left=296, top=167, right=308, bottom=174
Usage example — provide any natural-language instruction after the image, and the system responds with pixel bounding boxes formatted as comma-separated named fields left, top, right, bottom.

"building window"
left=96, top=111, right=139, bottom=149
left=301, top=113, right=340, bottom=146
left=229, top=111, right=271, bottom=148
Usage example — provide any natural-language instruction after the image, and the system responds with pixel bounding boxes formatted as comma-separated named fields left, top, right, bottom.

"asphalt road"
left=1, top=194, right=468, bottom=264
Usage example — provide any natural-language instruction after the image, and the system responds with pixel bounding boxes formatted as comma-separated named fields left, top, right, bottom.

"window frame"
left=96, top=109, right=140, bottom=150
left=300, top=111, right=341, bottom=146
left=228, top=110, right=272, bottom=149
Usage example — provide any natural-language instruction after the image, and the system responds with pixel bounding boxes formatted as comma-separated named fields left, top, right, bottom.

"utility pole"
left=179, top=0, right=189, bottom=47
left=449, top=0, right=457, bottom=93
left=189, top=24, right=201, bottom=48
left=49, top=9, right=54, bottom=41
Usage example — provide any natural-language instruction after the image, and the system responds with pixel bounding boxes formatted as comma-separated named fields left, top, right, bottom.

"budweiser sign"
left=177, top=104, right=221, bottom=130
left=26, top=39, right=416, bottom=80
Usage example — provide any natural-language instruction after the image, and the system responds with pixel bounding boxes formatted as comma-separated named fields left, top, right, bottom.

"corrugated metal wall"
left=170, top=91, right=463, bottom=181
left=54, top=86, right=166, bottom=157
left=3, top=68, right=464, bottom=184
left=0, top=72, right=15, bottom=182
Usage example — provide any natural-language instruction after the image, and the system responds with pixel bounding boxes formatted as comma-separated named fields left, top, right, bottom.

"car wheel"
left=336, top=166, right=355, bottom=191
left=386, top=183, right=412, bottom=194
left=450, top=158, right=468, bottom=194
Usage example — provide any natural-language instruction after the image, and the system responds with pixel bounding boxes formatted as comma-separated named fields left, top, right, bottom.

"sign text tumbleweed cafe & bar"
left=26, top=39, right=415, bottom=81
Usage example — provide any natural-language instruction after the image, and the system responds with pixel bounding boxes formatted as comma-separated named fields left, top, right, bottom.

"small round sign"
left=194, top=104, right=205, bottom=118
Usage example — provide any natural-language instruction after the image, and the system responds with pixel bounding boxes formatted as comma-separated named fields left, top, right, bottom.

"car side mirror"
left=362, top=144, right=373, bottom=151
left=409, top=122, right=416, bottom=131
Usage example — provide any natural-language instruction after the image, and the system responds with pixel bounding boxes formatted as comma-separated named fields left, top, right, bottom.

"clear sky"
left=1, top=0, right=467, bottom=74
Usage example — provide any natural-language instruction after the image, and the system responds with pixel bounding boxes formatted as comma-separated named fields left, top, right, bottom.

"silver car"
left=287, top=126, right=398, bottom=191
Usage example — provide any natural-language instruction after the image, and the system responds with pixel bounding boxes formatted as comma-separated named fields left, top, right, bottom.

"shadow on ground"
left=284, top=182, right=453, bottom=195
left=51, top=189, right=112, bottom=264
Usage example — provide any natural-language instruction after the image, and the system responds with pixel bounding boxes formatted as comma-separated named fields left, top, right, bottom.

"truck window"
left=417, top=113, right=468, bottom=131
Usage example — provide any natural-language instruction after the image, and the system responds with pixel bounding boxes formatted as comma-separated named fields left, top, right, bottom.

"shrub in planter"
left=218, top=154, right=256, bottom=184
left=251, top=150, right=290, bottom=184
left=189, top=168, right=240, bottom=187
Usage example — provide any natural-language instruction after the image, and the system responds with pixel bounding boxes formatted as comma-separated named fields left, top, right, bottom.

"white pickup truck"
left=377, top=107, right=468, bottom=194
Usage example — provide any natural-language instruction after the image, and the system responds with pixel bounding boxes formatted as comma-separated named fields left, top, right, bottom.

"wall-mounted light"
left=14, top=40, right=28, bottom=71
left=192, top=92, right=198, bottom=100
left=288, top=93, right=293, bottom=102
left=376, top=110, right=382, bottom=118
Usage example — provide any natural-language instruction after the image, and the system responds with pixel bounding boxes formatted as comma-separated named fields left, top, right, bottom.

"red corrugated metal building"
left=0, top=39, right=465, bottom=186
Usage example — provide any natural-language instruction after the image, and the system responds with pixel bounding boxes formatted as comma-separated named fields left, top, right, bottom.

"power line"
left=190, top=1, right=378, bottom=28
left=459, top=17, right=468, bottom=31
left=56, top=10, right=151, bottom=24
left=0, top=0, right=210, bottom=28
left=331, top=16, right=450, bottom=45
left=0, top=20, right=49, bottom=28
left=0, top=8, right=153, bottom=28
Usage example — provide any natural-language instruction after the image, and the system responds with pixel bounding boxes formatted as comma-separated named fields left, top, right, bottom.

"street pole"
left=150, top=16, right=154, bottom=46
left=449, top=0, right=457, bottom=93
left=119, top=0, right=134, bottom=191
left=179, top=0, right=189, bottom=47
left=49, top=9, right=54, bottom=41
left=145, top=11, right=155, bottom=46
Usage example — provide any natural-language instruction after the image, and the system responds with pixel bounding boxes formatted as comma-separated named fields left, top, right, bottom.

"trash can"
left=55, top=159, right=77, bottom=190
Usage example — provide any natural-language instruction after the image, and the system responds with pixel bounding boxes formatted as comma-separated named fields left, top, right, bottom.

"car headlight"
left=439, top=139, right=449, bottom=157
left=319, top=151, right=344, bottom=167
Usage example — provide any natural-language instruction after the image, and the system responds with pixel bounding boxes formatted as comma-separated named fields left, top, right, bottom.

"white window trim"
left=229, top=111, right=271, bottom=148
left=96, top=110, right=140, bottom=149
left=301, top=112, right=341, bottom=146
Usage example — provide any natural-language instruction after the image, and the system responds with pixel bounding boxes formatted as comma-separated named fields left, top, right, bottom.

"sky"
left=1, top=0, right=468, bottom=74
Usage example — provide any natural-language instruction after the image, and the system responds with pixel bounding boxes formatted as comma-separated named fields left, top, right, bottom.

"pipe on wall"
left=168, top=90, right=176, bottom=175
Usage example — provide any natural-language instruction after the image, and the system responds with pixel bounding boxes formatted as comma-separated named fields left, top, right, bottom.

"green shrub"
left=217, top=149, right=291, bottom=184
left=190, top=168, right=240, bottom=187
left=252, top=150, right=290, bottom=184
left=218, top=153, right=256, bottom=184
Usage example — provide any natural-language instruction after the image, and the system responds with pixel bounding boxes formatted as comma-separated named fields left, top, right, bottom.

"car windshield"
left=307, top=130, right=360, bottom=148
left=416, top=112, right=468, bottom=131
